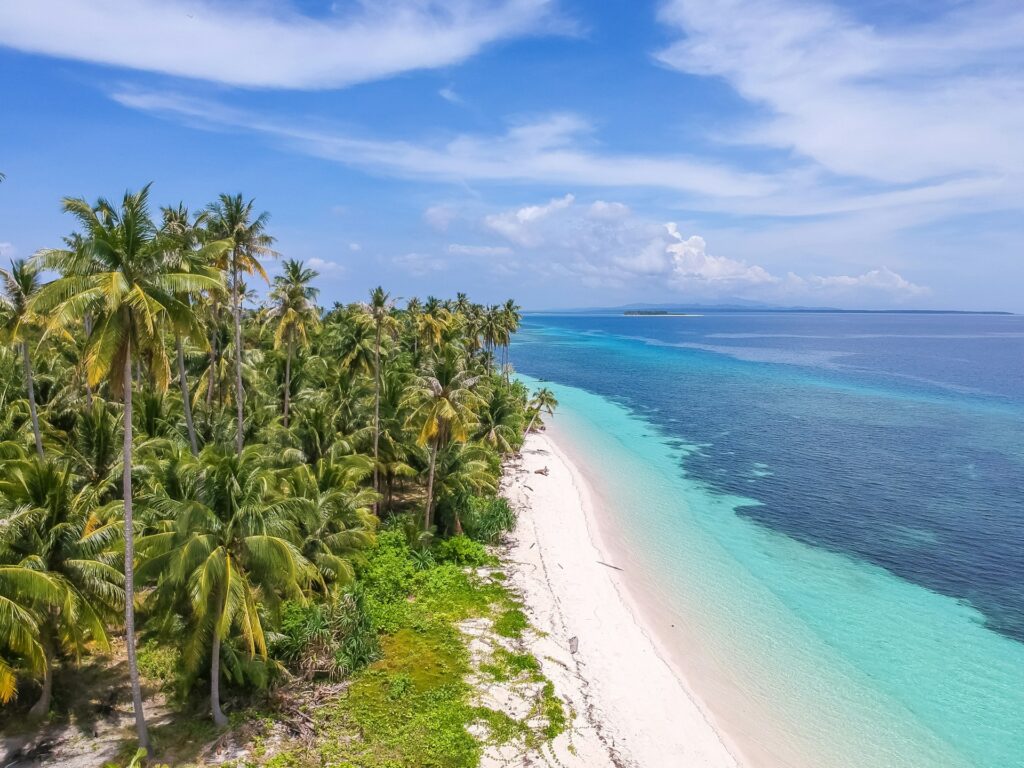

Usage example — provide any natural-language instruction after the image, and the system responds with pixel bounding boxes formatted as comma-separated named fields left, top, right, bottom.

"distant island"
left=623, top=310, right=701, bottom=316
left=530, top=301, right=1013, bottom=315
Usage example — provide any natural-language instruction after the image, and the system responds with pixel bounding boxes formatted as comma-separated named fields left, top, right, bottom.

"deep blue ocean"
left=511, top=312, right=1024, bottom=767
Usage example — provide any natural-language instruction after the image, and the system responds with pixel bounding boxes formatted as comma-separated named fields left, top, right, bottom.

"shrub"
left=272, top=586, right=379, bottom=680
left=434, top=535, right=492, bottom=567
left=461, top=496, right=517, bottom=544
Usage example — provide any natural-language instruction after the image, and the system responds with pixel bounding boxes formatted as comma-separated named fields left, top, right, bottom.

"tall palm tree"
left=204, top=195, right=276, bottom=454
left=0, top=259, right=45, bottom=457
left=361, top=288, right=398, bottom=509
left=138, top=445, right=315, bottom=726
left=405, top=347, right=484, bottom=532
left=161, top=204, right=228, bottom=455
left=33, top=184, right=221, bottom=748
left=526, top=387, right=558, bottom=432
left=0, top=457, right=123, bottom=715
left=267, top=260, right=319, bottom=429
left=501, top=298, right=521, bottom=378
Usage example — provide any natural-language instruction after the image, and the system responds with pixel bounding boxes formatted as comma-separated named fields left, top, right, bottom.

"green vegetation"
left=0, top=184, right=560, bottom=765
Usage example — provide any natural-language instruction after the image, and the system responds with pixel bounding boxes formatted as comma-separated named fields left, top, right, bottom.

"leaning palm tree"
left=0, top=457, right=123, bottom=715
left=138, top=445, right=315, bottom=726
left=360, top=287, right=398, bottom=508
left=405, top=346, right=484, bottom=531
left=0, top=259, right=45, bottom=457
left=204, top=194, right=276, bottom=454
left=267, top=260, right=319, bottom=428
left=526, top=387, right=558, bottom=432
left=32, top=184, right=221, bottom=748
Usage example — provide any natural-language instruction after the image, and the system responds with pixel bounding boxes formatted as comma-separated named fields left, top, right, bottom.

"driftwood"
left=596, top=560, right=623, bottom=572
left=534, top=467, right=549, bottom=476
left=569, top=636, right=579, bottom=654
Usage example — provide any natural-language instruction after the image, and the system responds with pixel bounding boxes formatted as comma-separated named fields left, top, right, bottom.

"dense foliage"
left=0, top=185, right=559, bottom=753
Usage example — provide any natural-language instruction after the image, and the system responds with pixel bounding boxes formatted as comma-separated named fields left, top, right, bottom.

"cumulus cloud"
left=478, top=194, right=927, bottom=301
left=307, top=257, right=344, bottom=273
left=0, top=242, right=14, bottom=258
left=448, top=244, right=514, bottom=256
left=664, top=225, right=776, bottom=287
left=484, top=194, right=575, bottom=245
left=424, top=204, right=458, bottom=232
left=439, top=86, right=463, bottom=104
left=0, top=0, right=559, bottom=89
left=348, top=243, right=362, bottom=252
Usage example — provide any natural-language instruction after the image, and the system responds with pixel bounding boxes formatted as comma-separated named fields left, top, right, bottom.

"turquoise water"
left=513, top=313, right=1024, bottom=768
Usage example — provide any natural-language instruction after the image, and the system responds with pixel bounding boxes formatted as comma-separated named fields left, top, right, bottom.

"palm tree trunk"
left=206, top=336, right=217, bottom=411
left=211, top=628, right=228, bottom=727
left=373, top=327, right=381, bottom=511
left=176, top=334, right=198, bottom=455
left=283, top=339, right=292, bottom=429
left=232, top=259, right=244, bottom=454
left=83, top=313, right=94, bottom=406
left=526, top=411, right=538, bottom=433
left=424, top=441, right=437, bottom=531
left=21, top=342, right=43, bottom=458
left=28, top=635, right=52, bottom=718
left=122, top=339, right=149, bottom=749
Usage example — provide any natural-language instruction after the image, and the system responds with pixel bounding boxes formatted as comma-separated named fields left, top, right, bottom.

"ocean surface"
left=511, top=312, right=1024, bottom=768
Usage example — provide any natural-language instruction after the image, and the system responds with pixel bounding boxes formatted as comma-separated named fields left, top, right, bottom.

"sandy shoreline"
left=499, top=431, right=743, bottom=768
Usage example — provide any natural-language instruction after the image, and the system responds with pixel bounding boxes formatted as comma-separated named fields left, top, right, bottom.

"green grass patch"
left=493, top=607, right=528, bottom=638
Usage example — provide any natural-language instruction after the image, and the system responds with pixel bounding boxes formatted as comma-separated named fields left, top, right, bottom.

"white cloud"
left=478, top=194, right=927, bottom=301
left=588, top=200, right=631, bottom=219
left=484, top=193, right=575, bottom=245
left=439, top=86, right=462, bottom=104
left=349, top=243, right=362, bottom=252
left=0, top=242, right=15, bottom=258
left=307, top=257, right=344, bottom=273
left=665, top=224, right=776, bottom=286
left=0, top=0, right=559, bottom=89
left=447, top=243, right=514, bottom=256
left=656, top=0, right=1024, bottom=186
left=109, top=91, right=777, bottom=200
left=393, top=252, right=445, bottom=276
left=424, top=204, right=458, bottom=232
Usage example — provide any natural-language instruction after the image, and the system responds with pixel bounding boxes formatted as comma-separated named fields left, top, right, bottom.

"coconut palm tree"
left=32, top=184, right=221, bottom=748
left=0, top=562, right=61, bottom=705
left=204, top=194, right=276, bottom=454
left=360, top=288, right=398, bottom=508
left=267, top=260, right=319, bottom=428
left=138, top=445, right=315, bottom=726
left=160, top=204, right=228, bottom=455
left=0, top=259, right=45, bottom=457
left=476, top=384, right=520, bottom=454
left=405, top=347, right=484, bottom=531
left=0, top=457, right=123, bottom=715
left=526, top=387, right=558, bottom=433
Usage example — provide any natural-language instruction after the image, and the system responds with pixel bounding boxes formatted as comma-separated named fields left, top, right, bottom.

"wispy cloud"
left=109, top=90, right=775, bottom=199
left=656, top=0, right=1024, bottom=187
left=448, top=243, right=513, bottom=256
left=0, top=0, right=560, bottom=89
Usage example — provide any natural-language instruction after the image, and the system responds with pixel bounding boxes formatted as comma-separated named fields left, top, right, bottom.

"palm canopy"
left=32, top=185, right=225, bottom=395
left=0, top=258, right=41, bottom=345
left=204, top=194, right=276, bottom=280
left=268, top=259, right=320, bottom=352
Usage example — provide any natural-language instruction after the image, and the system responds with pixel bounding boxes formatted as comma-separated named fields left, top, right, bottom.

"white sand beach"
left=497, top=431, right=744, bottom=768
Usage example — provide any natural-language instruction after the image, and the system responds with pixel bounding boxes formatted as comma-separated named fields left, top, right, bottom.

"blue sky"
left=1, top=0, right=1022, bottom=311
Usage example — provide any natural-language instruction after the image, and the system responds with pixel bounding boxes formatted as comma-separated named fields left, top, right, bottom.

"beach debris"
left=535, top=466, right=550, bottom=475
left=569, top=636, right=579, bottom=654
left=596, top=560, right=624, bottom=572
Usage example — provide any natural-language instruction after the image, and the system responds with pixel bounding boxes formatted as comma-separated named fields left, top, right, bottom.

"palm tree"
left=0, top=562, right=60, bottom=705
left=161, top=204, right=228, bottom=455
left=361, top=288, right=398, bottom=509
left=405, top=347, right=484, bottom=531
left=138, top=445, right=315, bottom=726
left=205, top=194, right=276, bottom=454
left=0, top=457, right=123, bottom=715
left=500, top=299, right=521, bottom=378
left=526, top=387, right=558, bottom=433
left=33, top=184, right=221, bottom=748
left=267, top=260, right=319, bottom=429
left=476, top=384, right=519, bottom=454
left=0, top=259, right=45, bottom=457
